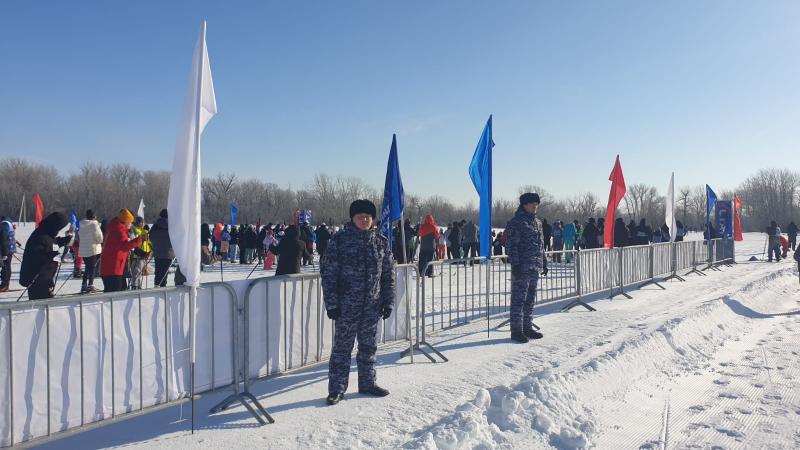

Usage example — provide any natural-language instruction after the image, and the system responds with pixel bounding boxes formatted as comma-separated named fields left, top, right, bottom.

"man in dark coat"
left=321, top=199, right=395, bottom=405
left=542, top=219, right=552, bottom=252
left=149, top=209, right=185, bottom=286
left=787, top=221, right=798, bottom=251
left=268, top=225, right=309, bottom=275
left=447, top=221, right=462, bottom=259
left=613, top=217, right=629, bottom=247
left=635, top=219, right=652, bottom=245
left=316, top=223, right=331, bottom=258
left=582, top=218, right=599, bottom=249
left=505, top=193, right=548, bottom=343
left=20, top=212, right=71, bottom=299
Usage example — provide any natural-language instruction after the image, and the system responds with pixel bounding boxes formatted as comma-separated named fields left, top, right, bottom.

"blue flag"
left=230, top=203, right=238, bottom=225
left=380, top=134, right=405, bottom=248
left=706, top=184, right=717, bottom=231
left=469, top=115, right=494, bottom=258
left=69, top=208, right=79, bottom=231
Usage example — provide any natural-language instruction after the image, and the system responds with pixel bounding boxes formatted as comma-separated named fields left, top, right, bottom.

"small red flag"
left=33, top=193, right=44, bottom=228
left=604, top=155, right=627, bottom=248
left=733, top=196, right=743, bottom=241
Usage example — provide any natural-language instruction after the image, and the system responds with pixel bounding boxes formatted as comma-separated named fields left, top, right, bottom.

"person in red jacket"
left=100, top=209, right=143, bottom=292
left=417, top=215, right=440, bottom=277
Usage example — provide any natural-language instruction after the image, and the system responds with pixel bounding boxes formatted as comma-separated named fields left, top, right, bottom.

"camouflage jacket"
left=321, top=224, right=396, bottom=311
left=505, top=207, right=546, bottom=273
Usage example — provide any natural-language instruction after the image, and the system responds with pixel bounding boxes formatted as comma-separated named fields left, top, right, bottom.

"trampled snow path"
left=33, top=233, right=800, bottom=450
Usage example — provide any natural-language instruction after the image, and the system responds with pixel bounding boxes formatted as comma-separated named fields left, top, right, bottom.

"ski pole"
left=245, top=254, right=263, bottom=280
left=156, top=257, right=177, bottom=287
left=15, top=273, right=38, bottom=302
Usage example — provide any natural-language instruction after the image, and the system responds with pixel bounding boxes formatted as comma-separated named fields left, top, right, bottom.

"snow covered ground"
left=18, top=231, right=798, bottom=449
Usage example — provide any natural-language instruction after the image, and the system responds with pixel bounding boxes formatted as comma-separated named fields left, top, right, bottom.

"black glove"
left=326, top=308, right=340, bottom=320
left=541, top=267, right=548, bottom=276
left=381, top=306, right=392, bottom=320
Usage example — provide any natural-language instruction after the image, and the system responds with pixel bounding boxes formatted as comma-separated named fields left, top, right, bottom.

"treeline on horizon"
left=1, top=157, right=798, bottom=232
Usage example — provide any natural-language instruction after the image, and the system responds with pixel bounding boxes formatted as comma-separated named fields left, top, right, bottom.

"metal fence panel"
left=0, top=282, right=238, bottom=448
left=621, top=246, right=650, bottom=286
left=652, top=243, right=672, bottom=277
left=674, top=241, right=694, bottom=271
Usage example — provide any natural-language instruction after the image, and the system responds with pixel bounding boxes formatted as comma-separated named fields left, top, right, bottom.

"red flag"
left=33, top=193, right=44, bottom=228
left=733, top=196, right=744, bottom=241
left=604, top=155, right=626, bottom=248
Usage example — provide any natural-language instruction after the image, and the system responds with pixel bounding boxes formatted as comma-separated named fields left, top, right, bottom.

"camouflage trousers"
left=328, top=300, right=381, bottom=394
left=510, top=270, right=539, bottom=332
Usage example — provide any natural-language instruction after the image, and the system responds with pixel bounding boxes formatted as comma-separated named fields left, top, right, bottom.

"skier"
left=321, top=199, right=395, bottom=405
left=417, top=215, right=440, bottom=276
left=766, top=221, right=782, bottom=262
left=505, top=193, right=548, bottom=343
left=78, top=210, right=104, bottom=293
left=100, top=209, right=144, bottom=292
left=787, top=221, right=798, bottom=251
left=0, top=216, right=16, bottom=292
left=19, top=212, right=72, bottom=299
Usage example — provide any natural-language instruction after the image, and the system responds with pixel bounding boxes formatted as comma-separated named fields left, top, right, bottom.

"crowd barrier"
left=0, top=282, right=237, bottom=448
left=0, top=238, right=735, bottom=447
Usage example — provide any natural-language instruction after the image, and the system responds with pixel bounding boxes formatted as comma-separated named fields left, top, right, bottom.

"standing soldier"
left=321, top=199, right=395, bottom=405
left=505, top=193, right=548, bottom=343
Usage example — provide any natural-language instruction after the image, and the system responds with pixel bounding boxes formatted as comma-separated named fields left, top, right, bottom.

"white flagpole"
left=17, top=193, right=25, bottom=225
left=189, top=20, right=208, bottom=436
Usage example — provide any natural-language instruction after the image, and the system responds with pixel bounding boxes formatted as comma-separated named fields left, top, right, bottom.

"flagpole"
left=17, top=193, right=25, bottom=225
left=399, top=213, right=408, bottom=264
left=189, top=20, right=207, bottom=436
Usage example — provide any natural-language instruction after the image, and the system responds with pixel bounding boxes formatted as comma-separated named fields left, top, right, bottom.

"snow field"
left=15, top=232, right=800, bottom=449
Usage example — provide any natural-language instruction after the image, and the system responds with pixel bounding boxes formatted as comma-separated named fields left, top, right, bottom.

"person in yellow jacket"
left=130, top=216, right=152, bottom=289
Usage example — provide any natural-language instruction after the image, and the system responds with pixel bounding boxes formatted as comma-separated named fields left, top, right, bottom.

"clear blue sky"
left=1, top=1, right=798, bottom=204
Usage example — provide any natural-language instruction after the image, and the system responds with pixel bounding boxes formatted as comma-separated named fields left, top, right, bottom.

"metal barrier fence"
left=0, top=282, right=238, bottom=448
left=238, top=264, right=415, bottom=393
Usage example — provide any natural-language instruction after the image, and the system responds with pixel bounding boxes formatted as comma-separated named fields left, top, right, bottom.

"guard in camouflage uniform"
left=505, top=192, right=548, bottom=343
left=321, top=199, right=396, bottom=405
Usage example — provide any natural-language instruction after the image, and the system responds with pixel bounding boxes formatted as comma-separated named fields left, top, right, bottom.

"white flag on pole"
left=137, top=198, right=145, bottom=219
left=665, top=172, right=676, bottom=243
left=168, top=21, right=217, bottom=287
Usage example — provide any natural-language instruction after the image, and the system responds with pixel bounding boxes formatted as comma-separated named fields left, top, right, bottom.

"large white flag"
left=137, top=198, right=145, bottom=219
left=168, top=21, right=217, bottom=287
left=665, top=172, right=676, bottom=243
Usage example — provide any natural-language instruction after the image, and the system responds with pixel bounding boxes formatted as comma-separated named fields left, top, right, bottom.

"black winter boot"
left=359, top=385, right=390, bottom=397
left=524, top=329, right=543, bottom=340
left=510, top=331, right=529, bottom=343
left=326, top=392, right=344, bottom=405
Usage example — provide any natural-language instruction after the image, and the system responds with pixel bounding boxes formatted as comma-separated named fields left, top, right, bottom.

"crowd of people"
left=2, top=195, right=800, bottom=407
left=0, top=203, right=797, bottom=302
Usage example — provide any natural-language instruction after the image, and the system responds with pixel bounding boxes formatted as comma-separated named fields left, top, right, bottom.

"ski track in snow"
left=13, top=232, right=800, bottom=450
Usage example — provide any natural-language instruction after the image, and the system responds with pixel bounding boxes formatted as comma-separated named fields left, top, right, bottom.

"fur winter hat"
left=519, top=192, right=540, bottom=205
left=349, top=199, right=377, bottom=219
